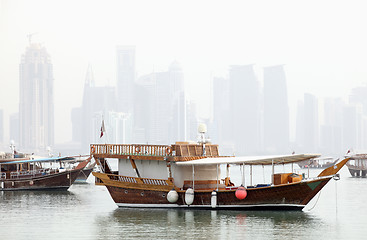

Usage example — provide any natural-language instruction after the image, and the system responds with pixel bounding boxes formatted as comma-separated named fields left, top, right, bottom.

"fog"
left=1, top=0, right=367, bottom=156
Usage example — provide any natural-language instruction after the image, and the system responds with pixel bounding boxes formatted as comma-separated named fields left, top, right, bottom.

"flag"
left=346, top=149, right=350, bottom=154
left=100, top=119, right=105, bottom=138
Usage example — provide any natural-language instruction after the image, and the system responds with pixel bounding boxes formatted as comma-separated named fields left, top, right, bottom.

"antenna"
left=26, top=32, right=38, bottom=45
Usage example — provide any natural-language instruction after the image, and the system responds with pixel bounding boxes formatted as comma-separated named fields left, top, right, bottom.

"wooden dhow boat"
left=0, top=156, right=91, bottom=191
left=91, top=130, right=348, bottom=211
left=297, top=156, right=339, bottom=169
left=346, top=154, right=367, bottom=177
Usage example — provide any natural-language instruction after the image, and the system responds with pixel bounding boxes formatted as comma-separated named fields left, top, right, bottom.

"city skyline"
left=1, top=0, right=367, bottom=153
left=0, top=41, right=367, bottom=156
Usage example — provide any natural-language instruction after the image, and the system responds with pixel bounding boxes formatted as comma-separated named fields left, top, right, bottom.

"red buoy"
left=235, top=186, right=247, bottom=200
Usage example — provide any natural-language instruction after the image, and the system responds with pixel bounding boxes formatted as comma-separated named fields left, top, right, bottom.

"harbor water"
left=1, top=166, right=367, bottom=240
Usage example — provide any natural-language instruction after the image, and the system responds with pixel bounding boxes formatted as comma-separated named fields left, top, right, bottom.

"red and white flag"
left=100, top=119, right=105, bottom=138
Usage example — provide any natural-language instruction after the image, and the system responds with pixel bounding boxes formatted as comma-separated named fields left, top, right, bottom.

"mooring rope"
left=306, top=191, right=321, bottom=211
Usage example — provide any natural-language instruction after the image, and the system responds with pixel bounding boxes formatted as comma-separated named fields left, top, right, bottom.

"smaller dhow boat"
left=0, top=153, right=91, bottom=191
left=297, top=156, right=339, bottom=169
left=91, top=125, right=349, bottom=211
left=346, top=154, right=367, bottom=177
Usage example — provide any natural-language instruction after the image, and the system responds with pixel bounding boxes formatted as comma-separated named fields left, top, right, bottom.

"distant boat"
left=90, top=128, right=349, bottom=211
left=0, top=155, right=90, bottom=191
left=346, top=154, right=367, bottom=177
left=297, top=157, right=339, bottom=169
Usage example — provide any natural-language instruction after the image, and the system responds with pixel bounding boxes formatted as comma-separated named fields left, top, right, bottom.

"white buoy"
left=211, top=191, right=217, bottom=208
left=185, top=188, right=194, bottom=205
left=167, top=189, right=179, bottom=203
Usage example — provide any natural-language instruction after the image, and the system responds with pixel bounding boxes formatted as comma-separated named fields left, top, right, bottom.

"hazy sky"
left=1, top=0, right=367, bottom=144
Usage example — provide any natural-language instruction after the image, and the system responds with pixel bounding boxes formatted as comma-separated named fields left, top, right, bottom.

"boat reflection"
left=95, top=208, right=323, bottom=239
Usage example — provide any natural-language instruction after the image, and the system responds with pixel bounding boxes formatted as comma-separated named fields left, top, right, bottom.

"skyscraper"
left=296, top=93, right=318, bottom=152
left=319, top=98, right=343, bottom=155
left=229, top=65, right=261, bottom=155
left=168, top=61, right=186, bottom=143
left=74, top=65, right=118, bottom=151
left=9, top=113, right=19, bottom=145
left=0, top=109, right=3, bottom=144
left=134, top=61, right=188, bottom=144
left=263, top=65, right=289, bottom=153
left=116, top=46, right=135, bottom=113
left=212, top=77, right=233, bottom=154
left=19, top=43, right=54, bottom=151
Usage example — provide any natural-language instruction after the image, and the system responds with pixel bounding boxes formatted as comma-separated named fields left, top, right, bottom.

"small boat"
left=90, top=128, right=349, bottom=211
left=0, top=155, right=90, bottom=191
left=346, top=154, right=367, bottom=177
left=297, top=156, right=339, bottom=169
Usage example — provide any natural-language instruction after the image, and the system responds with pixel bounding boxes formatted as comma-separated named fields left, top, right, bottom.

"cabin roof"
left=174, top=154, right=321, bottom=166
left=0, top=156, right=75, bottom=165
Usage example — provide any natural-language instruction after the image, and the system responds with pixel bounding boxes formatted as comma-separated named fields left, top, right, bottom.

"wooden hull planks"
left=0, top=169, right=81, bottom=191
left=95, top=172, right=331, bottom=211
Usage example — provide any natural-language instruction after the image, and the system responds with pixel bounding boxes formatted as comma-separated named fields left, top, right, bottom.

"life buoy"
left=165, top=147, right=172, bottom=155
left=135, top=146, right=141, bottom=154
left=91, top=146, right=96, bottom=154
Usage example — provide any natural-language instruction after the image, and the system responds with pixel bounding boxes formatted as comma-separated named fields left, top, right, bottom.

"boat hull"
left=0, top=169, right=81, bottom=191
left=100, top=176, right=331, bottom=211
left=75, top=166, right=94, bottom=183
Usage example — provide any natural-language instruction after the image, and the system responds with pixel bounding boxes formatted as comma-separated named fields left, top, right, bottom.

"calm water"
left=1, top=167, right=367, bottom=240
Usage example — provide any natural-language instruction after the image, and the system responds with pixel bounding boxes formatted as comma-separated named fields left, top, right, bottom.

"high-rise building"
left=342, top=104, right=363, bottom=151
left=19, top=43, right=54, bottom=151
left=116, top=46, right=135, bottom=113
left=168, top=61, right=186, bottom=143
left=134, top=61, right=188, bottom=144
left=263, top=65, right=289, bottom=153
left=228, top=65, right=261, bottom=155
left=212, top=77, right=233, bottom=155
left=296, top=93, right=318, bottom=152
left=0, top=109, right=3, bottom=144
left=9, top=113, right=19, bottom=145
left=319, top=98, right=343, bottom=155
left=348, top=86, right=367, bottom=150
left=73, top=65, right=118, bottom=152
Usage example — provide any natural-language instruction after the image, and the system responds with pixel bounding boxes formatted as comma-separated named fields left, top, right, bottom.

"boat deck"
left=90, top=143, right=220, bottom=161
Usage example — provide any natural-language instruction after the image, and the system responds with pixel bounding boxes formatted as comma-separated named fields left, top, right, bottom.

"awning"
left=0, top=156, right=75, bottom=165
left=175, top=154, right=320, bottom=166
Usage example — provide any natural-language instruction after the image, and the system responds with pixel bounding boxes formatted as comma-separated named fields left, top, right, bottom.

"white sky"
left=1, top=0, right=367, bottom=144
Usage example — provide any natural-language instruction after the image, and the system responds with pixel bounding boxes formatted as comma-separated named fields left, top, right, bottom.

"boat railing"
left=91, top=144, right=172, bottom=157
left=9, top=168, right=58, bottom=179
left=107, top=173, right=171, bottom=186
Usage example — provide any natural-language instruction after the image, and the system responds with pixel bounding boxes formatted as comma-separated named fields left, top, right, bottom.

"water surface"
left=1, top=167, right=366, bottom=239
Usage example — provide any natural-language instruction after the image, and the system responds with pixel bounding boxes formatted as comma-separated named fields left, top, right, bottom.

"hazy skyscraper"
left=212, top=77, right=233, bottom=154
left=135, top=61, right=188, bottom=144
left=168, top=61, right=186, bottom=143
left=0, top=109, right=3, bottom=144
left=229, top=65, right=261, bottom=155
left=116, top=46, right=135, bottom=113
left=320, top=98, right=343, bottom=155
left=73, top=65, right=118, bottom=152
left=9, top=113, right=19, bottom=145
left=263, top=65, right=289, bottom=153
left=342, top=104, right=363, bottom=151
left=296, top=93, right=318, bottom=152
left=19, top=43, right=54, bottom=151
